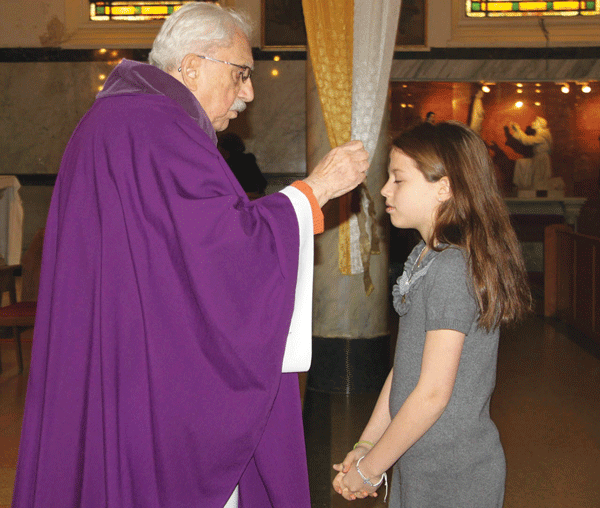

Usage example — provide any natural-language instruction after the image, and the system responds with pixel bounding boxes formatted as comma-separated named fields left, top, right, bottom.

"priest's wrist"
left=301, top=176, right=331, bottom=208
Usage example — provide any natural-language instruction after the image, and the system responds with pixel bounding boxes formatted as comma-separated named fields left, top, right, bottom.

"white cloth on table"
left=0, top=175, right=24, bottom=265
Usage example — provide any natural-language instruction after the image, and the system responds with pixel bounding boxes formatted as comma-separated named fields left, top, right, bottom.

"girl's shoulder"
left=428, top=244, right=467, bottom=271
left=425, top=245, right=471, bottom=289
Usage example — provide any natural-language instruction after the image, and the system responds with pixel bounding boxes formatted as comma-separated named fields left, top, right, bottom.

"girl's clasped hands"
left=332, top=443, right=386, bottom=501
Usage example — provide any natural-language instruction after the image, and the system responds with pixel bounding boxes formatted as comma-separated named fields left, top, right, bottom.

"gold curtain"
left=302, top=0, right=356, bottom=278
left=302, top=0, right=353, bottom=148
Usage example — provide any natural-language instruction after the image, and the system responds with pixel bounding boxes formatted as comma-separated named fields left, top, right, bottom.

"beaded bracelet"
left=355, top=456, right=388, bottom=501
left=353, top=440, right=374, bottom=450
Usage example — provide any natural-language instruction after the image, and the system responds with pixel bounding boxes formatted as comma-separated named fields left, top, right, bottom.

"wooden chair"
left=0, top=228, right=44, bottom=374
left=0, top=265, right=34, bottom=373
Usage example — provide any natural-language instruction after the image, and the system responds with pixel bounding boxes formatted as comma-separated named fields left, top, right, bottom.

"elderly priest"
left=11, top=3, right=368, bottom=508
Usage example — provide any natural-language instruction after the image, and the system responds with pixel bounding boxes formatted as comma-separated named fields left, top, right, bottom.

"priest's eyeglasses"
left=195, top=55, right=253, bottom=83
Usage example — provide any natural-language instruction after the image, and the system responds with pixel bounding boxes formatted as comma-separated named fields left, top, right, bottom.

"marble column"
left=306, top=59, right=391, bottom=394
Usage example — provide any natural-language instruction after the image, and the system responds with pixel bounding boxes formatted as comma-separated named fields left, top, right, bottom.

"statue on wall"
left=469, top=90, right=485, bottom=134
left=508, top=116, right=554, bottom=191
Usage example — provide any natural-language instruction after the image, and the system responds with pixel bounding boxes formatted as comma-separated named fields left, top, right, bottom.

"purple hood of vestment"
left=12, top=60, right=310, bottom=508
left=97, top=59, right=218, bottom=145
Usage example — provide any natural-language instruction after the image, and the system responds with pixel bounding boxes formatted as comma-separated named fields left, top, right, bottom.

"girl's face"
left=381, top=148, right=449, bottom=243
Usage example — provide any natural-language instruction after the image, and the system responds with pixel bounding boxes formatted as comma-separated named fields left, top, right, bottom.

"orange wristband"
left=291, top=181, right=324, bottom=234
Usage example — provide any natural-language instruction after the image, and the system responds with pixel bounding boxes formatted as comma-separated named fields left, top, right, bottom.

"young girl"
left=333, top=121, right=531, bottom=507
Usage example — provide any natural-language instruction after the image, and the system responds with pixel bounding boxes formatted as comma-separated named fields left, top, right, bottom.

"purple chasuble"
left=12, top=60, right=311, bottom=508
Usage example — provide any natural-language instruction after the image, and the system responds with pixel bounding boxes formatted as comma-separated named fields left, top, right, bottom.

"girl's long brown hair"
left=392, top=121, right=532, bottom=329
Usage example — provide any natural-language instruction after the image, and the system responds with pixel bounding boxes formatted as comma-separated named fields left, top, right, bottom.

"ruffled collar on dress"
left=392, top=241, right=439, bottom=317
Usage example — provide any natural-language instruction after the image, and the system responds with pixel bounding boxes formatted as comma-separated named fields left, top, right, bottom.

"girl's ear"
left=437, top=176, right=452, bottom=203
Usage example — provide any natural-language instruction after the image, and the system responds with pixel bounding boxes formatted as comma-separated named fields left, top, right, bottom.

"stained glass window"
left=89, top=1, right=208, bottom=21
left=467, top=1, right=600, bottom=17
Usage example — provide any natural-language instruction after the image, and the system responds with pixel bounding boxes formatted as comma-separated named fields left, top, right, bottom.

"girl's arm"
left=332, top=369, right=393, bottom=500
left=340, top=328, right=466, bottom=495
left=354, top=368, right=394, bottom=447
left=333, top=369, right=393, bottom=473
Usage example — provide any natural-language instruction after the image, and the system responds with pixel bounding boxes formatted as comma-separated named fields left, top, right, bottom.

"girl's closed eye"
left=388, top=172, right=402, bottom=184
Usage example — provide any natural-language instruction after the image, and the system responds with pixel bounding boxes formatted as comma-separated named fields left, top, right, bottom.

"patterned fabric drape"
left=303, top=0, right=401, bottom=294
left=301, top=0, right=353, bottom=148
left=352, top=0, right=402, bottom=162
left=344, top=0, right=403, bottom=294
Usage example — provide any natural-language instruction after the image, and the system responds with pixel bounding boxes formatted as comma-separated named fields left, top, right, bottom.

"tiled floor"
left=1, top=317, right=599, bottom=508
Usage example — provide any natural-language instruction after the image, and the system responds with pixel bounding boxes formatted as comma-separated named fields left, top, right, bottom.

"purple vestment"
left=12, top=60, right=311, bottom=508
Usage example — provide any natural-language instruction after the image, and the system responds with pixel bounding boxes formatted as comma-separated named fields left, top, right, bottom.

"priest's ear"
left=178, top=54, right=201, bottom=91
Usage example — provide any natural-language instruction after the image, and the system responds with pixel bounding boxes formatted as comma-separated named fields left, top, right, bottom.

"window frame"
left=64, top=0, right=161, bottom=47
left=466, top=1, right=600, bottom=18
left=64, top=0, right=233, bottom=48
left=450, top=0, right=600, bottom=45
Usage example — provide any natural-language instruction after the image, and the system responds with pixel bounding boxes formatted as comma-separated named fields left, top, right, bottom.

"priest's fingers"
left=302, top=140, right=369, bottom=207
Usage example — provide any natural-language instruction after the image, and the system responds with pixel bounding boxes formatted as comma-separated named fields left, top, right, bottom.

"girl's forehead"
left=390, top=147, right=412, bottom=161
left=389, top=149, right=417, bottom=170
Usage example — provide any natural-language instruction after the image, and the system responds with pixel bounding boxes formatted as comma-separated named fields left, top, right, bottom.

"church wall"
left=0, top=0, right=65, bottom=48
left=0, top=57, right=305, bottom=249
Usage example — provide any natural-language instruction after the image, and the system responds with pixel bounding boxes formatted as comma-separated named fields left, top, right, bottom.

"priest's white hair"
left=149, top=2, right=252, bottom=72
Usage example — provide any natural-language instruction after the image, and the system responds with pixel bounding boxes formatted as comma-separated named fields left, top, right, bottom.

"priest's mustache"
left=231, top=98, right=247, bottom=113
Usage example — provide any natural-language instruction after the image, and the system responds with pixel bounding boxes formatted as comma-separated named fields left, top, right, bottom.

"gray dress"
left=389, top=242, right=505, bottom=508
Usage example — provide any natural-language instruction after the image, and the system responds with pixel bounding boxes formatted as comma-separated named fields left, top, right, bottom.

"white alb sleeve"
left=278, top=186, right=314, bottom=373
